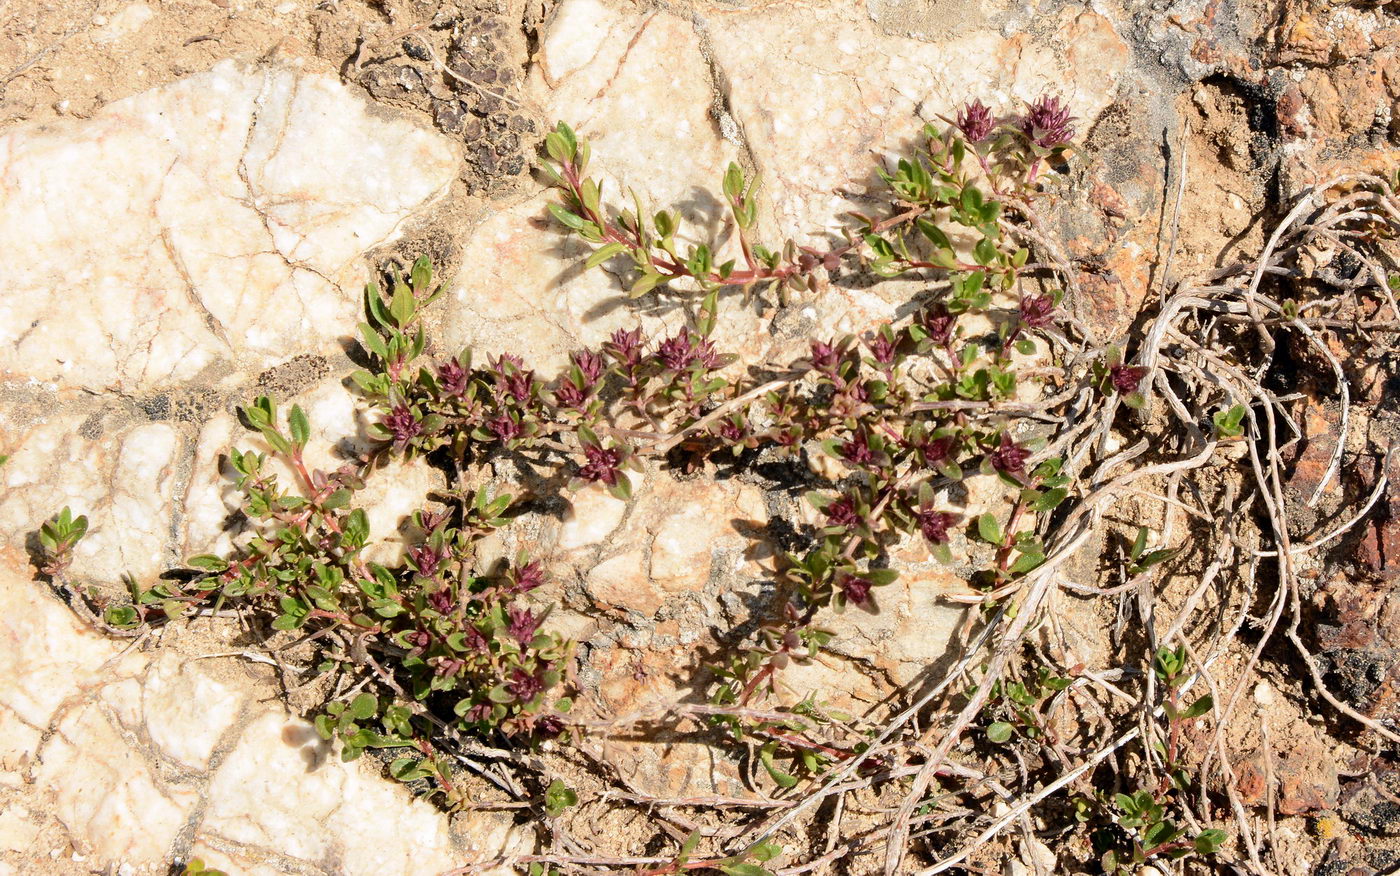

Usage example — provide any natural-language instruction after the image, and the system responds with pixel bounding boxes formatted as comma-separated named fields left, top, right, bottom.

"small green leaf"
left=187, top=554, right=227, bottom=572
left=1131, top=526, right=1149, bottom=561
left=358, top=324, right=390, bottom=361
left=751, top=841, right=782, bottom=863
left=1181, top=694, right=1213, bottom=720
left=608, top=471, right=633, bottom=501
left=916, top=217, right=951, bottom=249
left=719, top=865, right=774, bottom=876
left=104, top=605, right=139, bottom=628
left=544, top=778, right=579, bottom=816
left=677, top=830, right=702, bottom=865
left=389, top=757, right=432, bottom=782
left=722, top=862, right=778, bottom=873
left=1144, top=819, right=1179, bottom=848
left=1031, top=487, right=1068, bottom=512
left=977, top=512, right=1002, bottom=545
left=548, top=202, right=589, bottom=231
left=585, top=242, right=626, bottom=268
left=628, top=271, right=663, bottom=299
left=343, top=509, right=370, bottom=547
left=389, top=283, right=415, bottom=328
left=1213, top=403, right=1247, bottom=438
left=759, top=743, right=799, bottom=788
left=1194, top=828, right=1227, bottom=853
left=723, top=162, right=744, bottom=199
left=288, top=405, right=310, bottom=448
left=986, top=721, right=1014, bottom=743
left=261, top=428, right=291, bottom=455
left=410, top=255, right=433, bottom=292
left=322, top=489, right=352, bottom=510
left=973, top=237, right=998, bottom=266
left=866, top=568, right=898, bottom=587
left=349, top=692, right=378, bottom=720
left=1013, top=545, right=1047, bottom=573
left=697, top=288, right=720, bottom=337
left=1134, top=547, right=1180, bottom=572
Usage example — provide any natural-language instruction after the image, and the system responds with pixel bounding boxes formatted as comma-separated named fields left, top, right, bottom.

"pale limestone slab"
left=557, top=479, right=634, bottom=552
left=199, top=711, right=525, bottom=875
left=34, top=705, right=201, bottom=863
left=178, top=412, right=244, bottom=563
left=446, top=0, right=1128, bottom=381
left=0, top=413, right=183, bottom=584
left=135, top=653, right=248, bottom=772
left=561, top=474, right=770, bottom=617
left=0, top=58, right=457, bottom=393
left=0, top=808, right=42, bottom=858
left=0, top=551, right=149, bottom=743
left=441, top=0, right=744, bottom=374
left=0, top=58, right=458, bottom=586
left=705, top=4, right=1131, bottom=244
left=0, top=554, right=524, bottom=872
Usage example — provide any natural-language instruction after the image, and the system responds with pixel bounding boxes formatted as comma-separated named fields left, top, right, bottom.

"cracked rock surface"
left=0, top=52, right=486, bottom=875
left=0, top=551, right=526, bottom=875
left=7, top=0, right=1381, bottom=867
left=0, top=0, right=1135, bottom=868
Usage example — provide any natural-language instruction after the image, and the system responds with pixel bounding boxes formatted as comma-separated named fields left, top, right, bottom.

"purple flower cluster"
left=956, top=98, right=995, bottom=143
left=579, top=444, right=623, bottom=485
left=1021, top=94, right=1076, bottom=148
left=916, top=508, right=958, bottom=545
left=921, top=304, right=955, bottom=347
left=656, top=328, right=720, bottom=371
left=437, top=359, right=469, bottom=397
left=867, top=332, right=898, bottom=365
left=809, top=340, right=841, bottom=373
left=1110, top=363, right=1147, bottom=394
left=507, top=606, right=542, bottom=643
left=605, top=327, right=644, bottom=369
left=510, top=560, right=546, bottom=594
left=840, top=575, right=873, bottom=607
left=572, top=349, right=607, bottom=383
left=839, top=431, right=877, bottom=466
left=410, top=544, right=446, bottom=577
left=1019, top=294, right=1056, bottom=328
left=489, top=413, right=523, bottom=442
left=383, top=404, right=422, bottom=447
left=826, top=495, right=860, bottom=529
left=989, top=433, right=1030, bottom=475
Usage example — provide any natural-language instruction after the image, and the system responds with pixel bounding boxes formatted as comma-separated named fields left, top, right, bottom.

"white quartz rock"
left=0, top=59, right=458, bottom=393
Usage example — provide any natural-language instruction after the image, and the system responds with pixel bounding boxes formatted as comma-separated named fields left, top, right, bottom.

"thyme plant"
left=39, top=95, right=1235, bottom=870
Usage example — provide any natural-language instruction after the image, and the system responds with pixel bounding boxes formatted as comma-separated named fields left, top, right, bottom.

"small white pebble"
left=54, top=99, right=70, bottom=114
left=1253, top=682, right=1275, bottom=706
left=275, top=0, right=296, bottom=11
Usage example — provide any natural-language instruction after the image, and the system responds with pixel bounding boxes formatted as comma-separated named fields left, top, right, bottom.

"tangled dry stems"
left=509, top=174, right=1400, bottom=875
